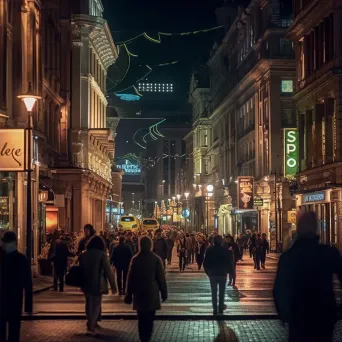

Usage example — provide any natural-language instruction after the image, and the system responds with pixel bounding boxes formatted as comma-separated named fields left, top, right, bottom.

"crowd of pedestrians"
left=2, top=211, right=342, bottom=342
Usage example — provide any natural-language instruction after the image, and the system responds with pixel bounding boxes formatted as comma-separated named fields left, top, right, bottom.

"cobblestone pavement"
left=21, top=319, right=289, bottom=342
left=33, top=252, right=278, bottom=316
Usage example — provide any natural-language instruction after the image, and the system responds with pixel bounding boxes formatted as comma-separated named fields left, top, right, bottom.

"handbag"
left=65, top=264, right=84, bottom=287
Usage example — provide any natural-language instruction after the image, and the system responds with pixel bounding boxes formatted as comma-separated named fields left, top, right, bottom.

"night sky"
left=102, top=0, right=227, bottom=161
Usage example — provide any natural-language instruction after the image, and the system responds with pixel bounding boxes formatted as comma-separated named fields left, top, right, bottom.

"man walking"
left=204, top=235, right=233, bottom=315
left=110, top=236, right=133, bottom=296
left=0, top=232, right=32, bottom=342
left=125, top=231, right=137, bottom=255
left=153, top=229, right=168, bottom=270
left=125, top=236, right=167, bottom=342
left=166, top=234, right=174, bottom=265
left=274, top=212, right=342, bottom=342
left=49, top=232, right=72, bottom=292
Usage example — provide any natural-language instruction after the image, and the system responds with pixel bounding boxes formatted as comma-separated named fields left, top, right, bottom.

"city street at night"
left=31, top=255, right=278, bottom=317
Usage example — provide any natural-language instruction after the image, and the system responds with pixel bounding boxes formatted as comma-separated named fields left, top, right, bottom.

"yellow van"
left=141, top=218, right=160, bottom=232
left=118, top=216, right=140, bottom=232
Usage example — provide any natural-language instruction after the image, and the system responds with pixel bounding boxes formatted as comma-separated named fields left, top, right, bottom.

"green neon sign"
left=284, top=129, right=298, bottom=176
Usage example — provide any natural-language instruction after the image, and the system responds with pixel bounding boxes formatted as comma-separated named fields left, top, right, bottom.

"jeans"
left=167, top=248, right=173, bottom=264
left=209, top=276, right=227, bottom=313
left=116, top=267, right=128, bottom=294
left=85, top=294, right=102, bottom=332
left=0, top=315, right=21, bottom=342
left=254, top=252, right=261, bottom=269
left=53, top=268, right=65, bottom=291
left=228, top=263, right=237, bottom=286
left=179, top=255, right=186, bottom=271
left=137, top=310, right=156, bottom=342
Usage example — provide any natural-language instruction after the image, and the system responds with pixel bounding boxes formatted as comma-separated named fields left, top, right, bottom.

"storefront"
left=296, top=189, right=341, bottom=247
left=0, top=172, right=16, bottom=238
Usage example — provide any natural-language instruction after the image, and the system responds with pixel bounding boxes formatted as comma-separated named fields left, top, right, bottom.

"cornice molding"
left=72, top=15, right=118, bottom=70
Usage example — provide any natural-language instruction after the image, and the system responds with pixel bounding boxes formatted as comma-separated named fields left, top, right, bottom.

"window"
left=281, top=80, right=294, bottom=93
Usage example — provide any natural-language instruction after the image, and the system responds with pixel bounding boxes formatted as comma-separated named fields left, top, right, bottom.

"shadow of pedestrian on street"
left=213, top=321, right=239, bottom=342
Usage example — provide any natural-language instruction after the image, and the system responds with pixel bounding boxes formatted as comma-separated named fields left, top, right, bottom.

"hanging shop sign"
left=253, top=198, right=264, bottom=207
left=237, top=176, right=254, bottom=210
left=0, top=129, right=26, bottom=171
left=303, top=191, right=325, bottom=203
left=287, top=210, right=297, bottom=224
left=284, top=129, right=298, bottom=176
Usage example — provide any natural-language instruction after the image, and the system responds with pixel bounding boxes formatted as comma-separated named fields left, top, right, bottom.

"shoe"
left=86, top=330, right=95, bottom=336
left=233, top=285, right=238, bottom=290
left=228, top=282, right=232, bottom=286
left=223, top=304, right=227, bottom=310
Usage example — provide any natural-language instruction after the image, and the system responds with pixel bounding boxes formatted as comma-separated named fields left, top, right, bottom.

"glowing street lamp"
left=18, top=82, right=41, bottom=311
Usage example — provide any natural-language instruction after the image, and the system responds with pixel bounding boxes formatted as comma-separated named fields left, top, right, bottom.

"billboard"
left=284, top=129, right=298, bottom=176
left=117, top=158, right=141, bottom=176
left=237, top=176, right=254, bottom=210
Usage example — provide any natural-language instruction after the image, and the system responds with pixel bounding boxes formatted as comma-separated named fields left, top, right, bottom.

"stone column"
left=0, top=0, right=7, bottom=112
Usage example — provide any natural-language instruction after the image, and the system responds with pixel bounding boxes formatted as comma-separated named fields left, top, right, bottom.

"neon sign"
left=284, top=129, right=298, bottom=176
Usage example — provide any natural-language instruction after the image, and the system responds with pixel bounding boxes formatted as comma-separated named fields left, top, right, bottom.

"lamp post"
left=176, top=194, right=181, bottom=228
left=17, top=83, right=41, bottom=312
left=184, top=191, right=189, bottom=232
left=206, top=184, right=213, bottom=234
left=17, top=83, right=41, bottom=264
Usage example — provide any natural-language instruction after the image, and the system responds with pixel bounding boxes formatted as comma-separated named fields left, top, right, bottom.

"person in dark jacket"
left=204, top=235, right=233, bottom=315
left=274, top=211, right=342, bottom=342
left=0, top=232, right=32, bottom=342
left=49, top=232, right=73, bottom=292
left=153, top=229, right=168, bottom=270
left=166, top=235, right=174, bottom=265
left=225, top=235, right=240, bottom=288
left=110, top=236, right=133, bottom=296
left=248, top=233, right=256, bottom=258
left=260, top=233, right=269, bottom=269
left=195, top=236, right=206, bottom=270
left=125, top=231, right=137, bottom=255
left=77, top=224, right=96, bottom=256
left=253, top=234, right=262, bottom=270
left=80, top=235, right=116, bottom=336
left=125, top=236, right=167, bottom=342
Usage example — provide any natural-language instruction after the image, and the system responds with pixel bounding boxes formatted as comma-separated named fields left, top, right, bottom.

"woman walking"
left=80, top=235, right=117, bottom=336
left=195, top=235, right=206, bottom=270
left=125, top=236, right=167, bottom=342
left=177, top=234, right=188, bottom=272
left=225, top=235, right=241, bottom=288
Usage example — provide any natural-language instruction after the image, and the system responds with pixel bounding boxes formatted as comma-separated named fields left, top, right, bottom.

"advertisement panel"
left=237, top=176, right=254, bottom=210
left=0, top=129, right=26, bottom=171
left=284, top=128, right=298, bottom=176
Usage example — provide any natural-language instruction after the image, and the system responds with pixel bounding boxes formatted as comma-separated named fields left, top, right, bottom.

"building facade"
left=288, top=0, right=342, bottom=250
left=0, top=0, right=73, bottom=271
left=0, top=0, right=121, bottom=274
left=187, top=0, right=296, bottom=246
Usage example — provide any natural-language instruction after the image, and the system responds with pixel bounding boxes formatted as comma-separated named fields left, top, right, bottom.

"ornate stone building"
left=288, top=0, right=342, bottom=250
left=187, top=0, right=296, bottom=245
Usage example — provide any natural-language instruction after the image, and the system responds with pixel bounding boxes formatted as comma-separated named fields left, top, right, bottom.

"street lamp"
left=17, top=82, right=41, bottom=312
left=206, top=184, right=213, bottom=234
left=184, top=192, right=189, bottom=232
left=17, top=82, right=41, bottom=264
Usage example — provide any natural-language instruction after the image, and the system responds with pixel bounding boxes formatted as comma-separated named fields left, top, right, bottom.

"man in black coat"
left=165, top=235, right=174, bottom=265
left=0, top=232, right=32, bottom=342
left=274, top=211, right=342, bottom=342
left=49, top=232, right=73, bottom=292
left=110, top=236, right=133, bottom=296
left=77, top=224, right=96, bottom=256
left=153, top=229, right=168, bottom=270
left=204, top=235, right=233, bottom=315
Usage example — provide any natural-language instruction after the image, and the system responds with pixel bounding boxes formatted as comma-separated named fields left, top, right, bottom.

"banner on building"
left=237, top=176, right=254, bottom=210
left=284, top=128, right=298, bottom=176
left=0, top=129, right=26, bottom=171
